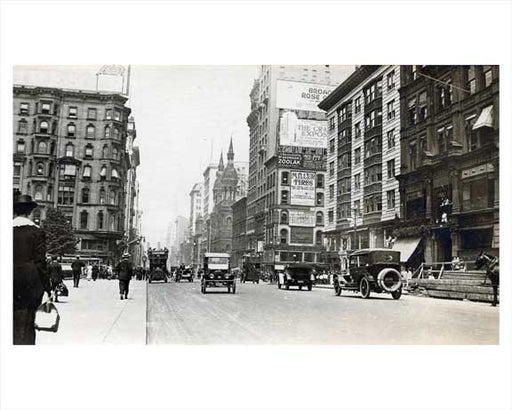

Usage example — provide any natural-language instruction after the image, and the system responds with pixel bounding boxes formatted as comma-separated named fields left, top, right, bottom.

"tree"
left=41, top=207, right=79, bottom=256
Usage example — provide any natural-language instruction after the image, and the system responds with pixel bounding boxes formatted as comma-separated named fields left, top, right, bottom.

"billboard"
left=276, top=80, right=337, bottom=112
left=291, top=171, right=315, bottom=206
left=279, top=111, right=328, bottom=148
left=289, top=210, right=316, bottom=227
left=290, top=227, right=314, bottom=244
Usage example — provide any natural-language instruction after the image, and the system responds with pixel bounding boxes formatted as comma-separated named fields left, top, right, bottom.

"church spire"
left=218, top=151, right=224, bottom=171
left=227, top=137, right=234, bottom=163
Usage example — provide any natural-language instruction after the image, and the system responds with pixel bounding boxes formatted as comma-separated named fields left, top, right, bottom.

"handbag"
left=56, top=282, right=69, bottom=297
left=34, top=301, right=60, bottom=332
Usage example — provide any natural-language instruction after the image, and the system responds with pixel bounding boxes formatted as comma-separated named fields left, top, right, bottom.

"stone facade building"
left=231, top=197, right=247, bottom=268
left=13, top=85, right=132, bottom=264
left=396, top=65, right=499, bottom=263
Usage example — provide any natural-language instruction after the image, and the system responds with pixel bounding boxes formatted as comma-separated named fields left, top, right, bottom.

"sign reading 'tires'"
left=291, top=171, right=315, bottom=206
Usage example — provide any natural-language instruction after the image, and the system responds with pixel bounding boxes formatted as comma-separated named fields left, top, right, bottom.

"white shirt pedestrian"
left=86, top=264, right=93, bottom=281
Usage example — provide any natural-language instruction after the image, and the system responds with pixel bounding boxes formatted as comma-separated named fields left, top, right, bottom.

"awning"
left=473, top=105, right=493, bottom=130
left=392, top=237, right=422, bottom=263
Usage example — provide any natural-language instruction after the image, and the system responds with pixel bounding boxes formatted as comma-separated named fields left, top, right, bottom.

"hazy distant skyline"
left=14, top=65, right=259, bottom=244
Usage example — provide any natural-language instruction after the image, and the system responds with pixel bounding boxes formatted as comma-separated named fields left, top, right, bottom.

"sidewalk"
left=37, top=278, right=146, bottom=345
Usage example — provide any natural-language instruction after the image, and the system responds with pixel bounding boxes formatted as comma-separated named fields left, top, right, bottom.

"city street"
left=147, top=280, right=499, bottom=345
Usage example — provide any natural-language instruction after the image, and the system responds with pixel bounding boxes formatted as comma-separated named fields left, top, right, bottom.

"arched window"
left=83, top=165, right=92, bottom=179
left=99, top=187, right=106, bottom=204
left=38, top=140, right=47, bottom=154
left=67, top=123, right=76, bottom=137
left=36, top=162, right=45, bottom=176
left=109, top=190, right=116, bottom=205
left=100, top=165, right=107, bottom=180
left=111, top=168, right=119, bottom=180
left=40, top=121, right=49, bottom=134
left=315, top=230, right=323, bottom=245
left=81, top=187, right=90, bottom=203
left=110, top=213, right=116, bottom=230
left=32, top=209, right=41, bottom=226
left=84, top=144, right=93, bottom=159
left=34, top=184, right=43, bottom=200
left=65, top=143, right=74, bottom=157
left=280, top=211, right=288, bottom=224
left=113, top=128, right=120, bottom=139
left=102, top=145, right=109, bottom=158
left=316, top=211, right=324, bottom=225
left=226, top=216, right=232, bottom=226
left=104, top=125, right=111, bottom=138
left=280, top=228, right=288, bottom=244
left=86, top=124, right=95, bottom=139
left=97, top=211, right=104, bottom=230
left=80, top=211, right=88, bottom=230
left=112, top=147, right=118, bottom=159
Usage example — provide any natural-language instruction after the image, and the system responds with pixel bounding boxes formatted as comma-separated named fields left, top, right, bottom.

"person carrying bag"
left=34, top=299, right=60, bottom=333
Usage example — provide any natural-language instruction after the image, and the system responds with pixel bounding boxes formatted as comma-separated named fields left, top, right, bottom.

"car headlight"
left=224, top=273, right=230, bottom=279
left=209, top=273, right=214, bottom=279
left=286, top=274, right=292, bottom=280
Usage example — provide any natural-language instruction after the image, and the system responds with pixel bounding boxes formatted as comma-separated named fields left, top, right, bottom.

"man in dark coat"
left=91, top=263, right=99, bottom=281
left=13, top=191, right=51, bottom=345
left=71, top=256, right=85, bottom=288
left=48, top=255, right=64, bottom=302
left=116, top=253, right=133, bottom=300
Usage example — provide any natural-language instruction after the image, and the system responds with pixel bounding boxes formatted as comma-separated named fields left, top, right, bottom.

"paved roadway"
left=146, top=280, right=499, bottom=345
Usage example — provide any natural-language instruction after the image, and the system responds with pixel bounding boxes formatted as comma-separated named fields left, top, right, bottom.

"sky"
left=13, top=65, right=259, bottom=244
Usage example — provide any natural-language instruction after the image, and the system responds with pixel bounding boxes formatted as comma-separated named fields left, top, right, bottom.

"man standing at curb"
left=116, top=253, right=133, bottom=300
left=71, top=256, right=85, bottom=288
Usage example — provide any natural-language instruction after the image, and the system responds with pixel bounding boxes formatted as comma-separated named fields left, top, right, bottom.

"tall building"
left=210, top=139, right=244, bottom=253
left=13, top=85, right=132, bottom=264
left=245, top=65, right=354, bottom=268
left=231, top=197, right=247, bottom=268
left=318, top=66, right=402, bottom=258
left=396, top=65, right=499, bottom=263
left=189, top=182, right=203, bottom=236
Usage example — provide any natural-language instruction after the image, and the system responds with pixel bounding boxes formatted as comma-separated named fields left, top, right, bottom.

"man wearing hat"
left=115, top=252, right=133, bottom=300
left=13, top=190, right=51, bottom=345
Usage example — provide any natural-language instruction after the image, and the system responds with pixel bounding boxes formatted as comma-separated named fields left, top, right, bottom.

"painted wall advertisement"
left=288, top=210, right=316, bottom=227
left=279, top=111, right=328, bottom=148
left=276, top=80, right=336, bottom=112
left=291, top=171, right=315, bottom=206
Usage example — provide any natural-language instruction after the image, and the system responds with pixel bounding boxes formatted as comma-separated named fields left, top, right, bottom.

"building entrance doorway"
left=435, top=228, right=452, bottom=262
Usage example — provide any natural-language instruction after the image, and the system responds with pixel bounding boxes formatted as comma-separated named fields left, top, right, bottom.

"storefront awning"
left=473, top=105, right=493, bottom=130
left=392, top=237, right=422, bottom=263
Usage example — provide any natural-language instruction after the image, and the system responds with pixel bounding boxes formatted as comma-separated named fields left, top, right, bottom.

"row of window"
left=23, top=159, right=122, bottom=182
left=19, top=101, right=123, bottom=122
left=279, top=211, right=324, bottom=225
left=326, top=189, right=397, bottom=223
left=79, top=210, right=121, bottom=231
left=17, top=119, right=123, bottom=140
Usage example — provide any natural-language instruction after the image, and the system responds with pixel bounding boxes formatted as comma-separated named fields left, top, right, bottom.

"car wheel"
left=360, top=277, right=371, bottom=299
left=307, top=283, right=312, bottom=291
left=227, top=285, right=231, bottom=293
left=256, top=280, right=259, bottom=284
left=391, top=287, right=402, bottom=300
left=299, top=285, right=302, bottom=291
left=285, top=282, right=290, bottom=290
left=149, top=279, right=152, bottom=283
left=189, top=278, right=193, bottom=283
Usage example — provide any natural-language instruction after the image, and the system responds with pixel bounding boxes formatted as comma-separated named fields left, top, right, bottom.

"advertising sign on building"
left=276, top=80, right=336, bottom=112
left=291, top=171, right=315, bottom=206
left=278, top=146, right=327, bottom=171
left=279, top=111, right=328, bottom=148
left=290, top=227, right=314, bottom=244
left=288, top=210, right=316, bottom=227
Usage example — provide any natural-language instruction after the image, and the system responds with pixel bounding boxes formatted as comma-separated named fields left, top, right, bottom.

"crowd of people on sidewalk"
left=13, top=190, right=138, bottom=345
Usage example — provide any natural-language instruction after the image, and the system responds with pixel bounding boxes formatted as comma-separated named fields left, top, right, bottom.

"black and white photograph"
left=1, top=2, right=511, bottom=410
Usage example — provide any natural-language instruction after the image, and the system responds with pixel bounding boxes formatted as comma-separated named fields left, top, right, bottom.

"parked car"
left=147, top=248, right=169, bottom=283
left=333, top=248, right=403, bottom=299
left=278, top=263, right=314, bottom=291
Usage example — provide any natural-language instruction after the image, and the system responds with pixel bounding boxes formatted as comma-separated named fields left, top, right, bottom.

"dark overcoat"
left=116, top=260, right=133, bottom=281
left=13, top=220, right=50, bottom=311
left=48, top=261, right=63, bottom=289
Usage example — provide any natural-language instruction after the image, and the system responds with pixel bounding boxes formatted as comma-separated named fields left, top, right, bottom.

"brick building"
left=13, top=85, right=132, bottom=264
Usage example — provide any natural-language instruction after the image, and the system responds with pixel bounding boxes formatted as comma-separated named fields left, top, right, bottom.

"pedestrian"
left=71, top=256, right=85, bottom=288
left=13, top=190, right=51, bottom=345
left=86, top=263, right=93, bottom=281
left=48, top=255, right=64, bottom=302
left=115, top=253, right=133, bottom=300
left=92, top=263, right=99, bottom=281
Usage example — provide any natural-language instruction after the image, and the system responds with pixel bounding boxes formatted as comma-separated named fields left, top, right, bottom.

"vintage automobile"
left=147, top=248, right=169, bottom=283
left=176, top=267, right=193, bottom=282
left=333, top=248, right=402, bottom=299
left=278, top=263, right=315, bottom=291
left=241, top=262, right=260, bottom=284
left=201, top=252, right=236, bottom=293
